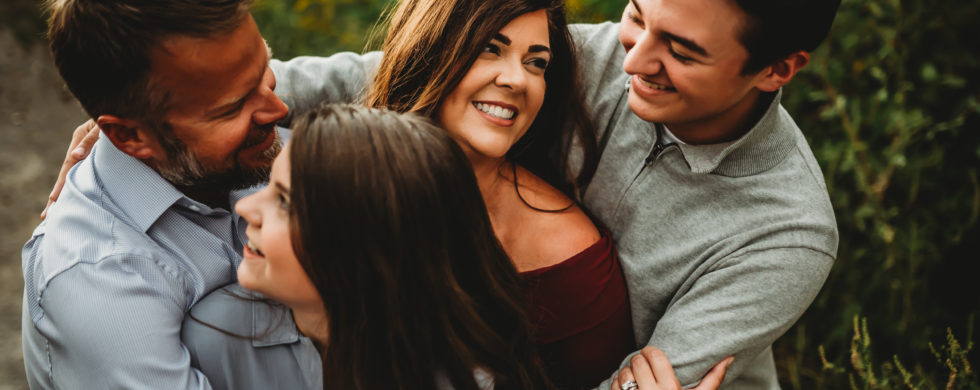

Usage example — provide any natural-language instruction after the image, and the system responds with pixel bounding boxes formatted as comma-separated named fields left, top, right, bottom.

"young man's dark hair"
left=735, top=0, right=842, bottom=74
left=45, top=0, right=254, bottom=124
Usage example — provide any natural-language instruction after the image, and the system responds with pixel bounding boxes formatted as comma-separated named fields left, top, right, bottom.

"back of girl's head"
left=367, top=0, right=597, bottom=196
left=287, top=104, right=552, bottom=390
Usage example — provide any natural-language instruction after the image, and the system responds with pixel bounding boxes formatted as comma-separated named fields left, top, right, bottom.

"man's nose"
left=253, top=87, right=289, bottom=126
left=622, top=33, right=663, bottom=76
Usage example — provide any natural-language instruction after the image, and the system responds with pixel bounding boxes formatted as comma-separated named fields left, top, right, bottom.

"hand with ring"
left=610, top=347, right=733, bottom=390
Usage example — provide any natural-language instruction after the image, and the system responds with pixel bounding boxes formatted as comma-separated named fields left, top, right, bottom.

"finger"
left=42, top=169, right=67, bottom=218
left=639, top=346, right=681, bottom=388
left=615, top=366, right=636, bottom=390
left=630, top=352, right=659, bottom=389
left=48, top=121, right=98, bottom=209
left=40, top=199, right=52, bottom=220
left=691, top=356, right=733, bottom=390
left=48, top=156, right=74, bottom=205
left=70, top=120, right=99, bottom=160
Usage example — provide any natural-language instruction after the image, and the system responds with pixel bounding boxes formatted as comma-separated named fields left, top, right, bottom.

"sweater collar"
left=667, top=89, right=797, bottom=177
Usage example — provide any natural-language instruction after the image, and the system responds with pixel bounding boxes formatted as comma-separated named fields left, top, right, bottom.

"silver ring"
left=621, top=380, right=639, bottom=390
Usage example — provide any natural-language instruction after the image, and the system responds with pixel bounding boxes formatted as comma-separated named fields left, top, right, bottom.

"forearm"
left=599, top=247, right=833, bottom=389
left=270, top=51, right=383, bottom=126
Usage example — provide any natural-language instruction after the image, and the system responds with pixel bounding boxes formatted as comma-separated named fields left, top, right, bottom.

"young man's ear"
left=755, top=51, right=810, bottom=92
left=96, top=115, right=164, bottom=161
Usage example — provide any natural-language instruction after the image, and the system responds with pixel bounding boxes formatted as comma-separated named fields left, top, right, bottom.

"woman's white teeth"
left=247, top=241, right=264, bottom=256
left=475, top=103, right=515, bottom=120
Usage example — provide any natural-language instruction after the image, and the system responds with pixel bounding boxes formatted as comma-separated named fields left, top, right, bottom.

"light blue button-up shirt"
left=22, top=136, right=255, bottom=389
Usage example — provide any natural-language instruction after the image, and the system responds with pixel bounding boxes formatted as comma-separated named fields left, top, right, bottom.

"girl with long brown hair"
left=232, top=104, right=551, bottom=389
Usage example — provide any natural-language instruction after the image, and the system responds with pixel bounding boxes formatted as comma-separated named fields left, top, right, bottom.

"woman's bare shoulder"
left=507, top=167, right=601, bottom=271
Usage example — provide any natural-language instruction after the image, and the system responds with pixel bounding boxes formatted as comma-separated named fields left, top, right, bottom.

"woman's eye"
left=483, top=43, right=501, bottom=55
left=626, top=11, right=643, bottom=26
left=526, top=58, right=549, bottom=72
left=277, top=193, right=290, bottom=211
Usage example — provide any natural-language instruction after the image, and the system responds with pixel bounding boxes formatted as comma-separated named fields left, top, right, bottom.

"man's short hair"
left=45, top=0, right=255, bottom=123
left=734, top=0, right=841, bottom=74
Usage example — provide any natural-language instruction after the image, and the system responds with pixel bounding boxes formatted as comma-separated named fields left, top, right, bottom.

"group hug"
left=22, top=0, right=840, bottom=388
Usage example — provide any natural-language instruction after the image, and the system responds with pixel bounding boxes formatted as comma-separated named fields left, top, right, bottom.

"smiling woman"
left=363, top=0, right=635, bottom=387
left=436, top=10, right=550, bottom=163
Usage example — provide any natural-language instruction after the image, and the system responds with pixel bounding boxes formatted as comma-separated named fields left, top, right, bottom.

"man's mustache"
left=239, top=123, right=277, bottom=149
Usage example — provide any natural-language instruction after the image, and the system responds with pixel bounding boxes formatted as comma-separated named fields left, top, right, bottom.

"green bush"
left=777, top=0, right=980, bottom=387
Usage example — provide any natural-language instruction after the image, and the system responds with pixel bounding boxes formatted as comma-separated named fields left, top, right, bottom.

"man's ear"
left=96, top=115, right=163, bottom=161
left=754, top=51, right=810, bottom=92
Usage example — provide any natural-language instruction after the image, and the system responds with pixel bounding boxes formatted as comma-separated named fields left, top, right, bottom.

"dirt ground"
left=0, top=29, right=88, bottom=389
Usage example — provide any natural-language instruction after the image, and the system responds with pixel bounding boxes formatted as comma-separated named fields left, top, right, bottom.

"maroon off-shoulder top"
left=520, top=228, right=634, bottom=389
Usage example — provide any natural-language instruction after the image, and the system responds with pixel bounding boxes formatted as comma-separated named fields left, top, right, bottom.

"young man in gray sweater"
left=571, top=0, right=840, bottom=388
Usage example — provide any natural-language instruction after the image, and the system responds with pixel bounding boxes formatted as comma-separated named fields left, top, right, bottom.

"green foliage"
left=817, top=316, right=976, bottom=389
left=253, top=0, right=624, bottom=59
left=776, top=0, right=980, bottom=387
left=253, top=0, right=395, bottom=58
left=566, top=0, right=624, bottom=23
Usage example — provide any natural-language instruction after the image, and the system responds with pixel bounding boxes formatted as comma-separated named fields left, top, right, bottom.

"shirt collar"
left=250, top=292, right=303, bottom=347
left=94, top=136, right=260, bottom=232
left=94, top=136, right=185, bottom=232
left=668, top=89, right=797, bottom=176
left=659, top=125, right=686, bottom=146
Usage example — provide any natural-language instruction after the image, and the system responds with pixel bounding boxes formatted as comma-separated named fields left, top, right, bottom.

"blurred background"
left=1, top=0, right=977, bottom=388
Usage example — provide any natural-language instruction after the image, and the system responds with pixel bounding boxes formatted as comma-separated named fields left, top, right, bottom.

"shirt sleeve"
left=569, top=22, right=630, bottom=142
left=597, top=247, right=834, bottom=389
left=31, top=254, right=212, bottom=389
left=270, top=51, right=383, bottom=127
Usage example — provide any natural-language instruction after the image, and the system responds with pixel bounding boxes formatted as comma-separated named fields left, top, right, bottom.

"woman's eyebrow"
left=274, top=182, right=291, bottom=196
left=630, top=0, right=643, bottom=15
left=493, top=33, right=511, bottom=45
left=494, top=33, right=550, bottom=54
left=529, top=45, right=551, bottom=54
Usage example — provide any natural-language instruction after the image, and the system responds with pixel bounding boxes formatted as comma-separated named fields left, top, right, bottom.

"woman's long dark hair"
left=288, top=104, right=552, bottom=390
left=366, top=0, right=598, bottom=198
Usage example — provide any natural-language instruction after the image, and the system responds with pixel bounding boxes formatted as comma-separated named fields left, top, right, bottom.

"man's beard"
left=153, top=123, right=281, bottom=193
